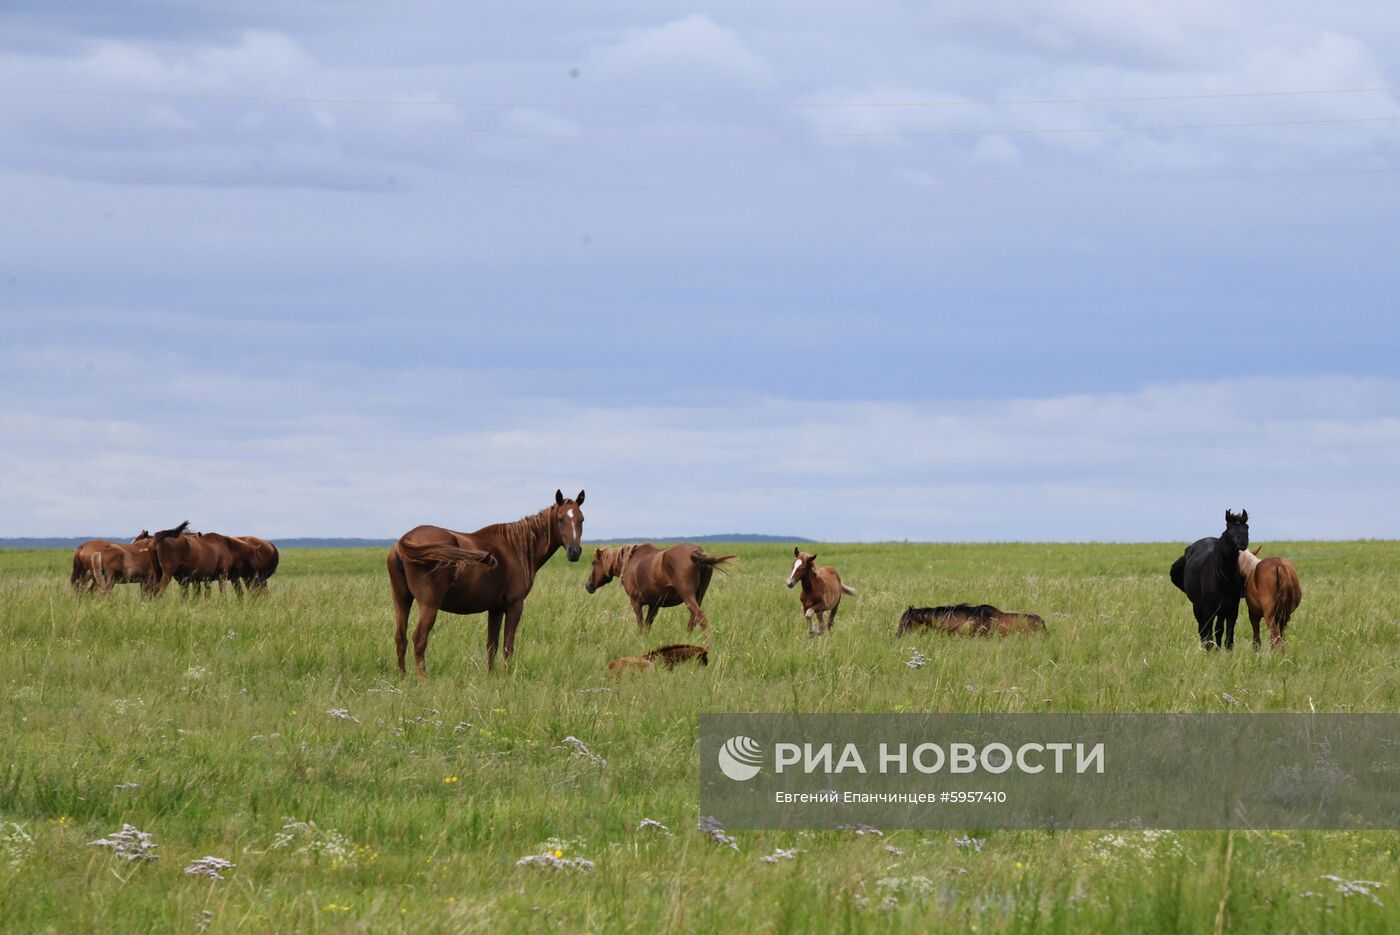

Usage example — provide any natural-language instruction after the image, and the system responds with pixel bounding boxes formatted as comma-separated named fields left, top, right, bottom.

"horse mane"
left=497, top=506, right=556, bottom=567
left=1237, top=548, right=1262, bottom=581
left=599, top=544, right=640, bottom=577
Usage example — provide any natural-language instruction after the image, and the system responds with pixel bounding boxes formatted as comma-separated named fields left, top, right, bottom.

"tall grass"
left=2, top=541, right=1399, bottom=932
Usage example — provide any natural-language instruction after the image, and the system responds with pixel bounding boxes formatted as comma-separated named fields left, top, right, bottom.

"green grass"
left=2, top=541, right=1400, bottom=933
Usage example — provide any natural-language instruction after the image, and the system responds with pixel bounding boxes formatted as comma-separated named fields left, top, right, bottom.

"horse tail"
left=266, top=544, right=280, bottom=580
left=840, top=583, right=858, bottom=596
left=92, top=551, right=108, bottom=589
left=152, top=520, right=190, bottom=545
left=1169, top=555, right=1187, bottom=592
left=397, top=539, right=498, bottom=574
left=692, top=551, right=738, bottom=572
left=1274, top=564, right=1302, bottom=631
left=70, top=549, right=87, bottom=591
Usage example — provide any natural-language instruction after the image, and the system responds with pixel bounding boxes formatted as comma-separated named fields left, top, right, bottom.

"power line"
left=4, top=113, right=1397, bottom=142
left=0, top=82, right=1397, bottom=111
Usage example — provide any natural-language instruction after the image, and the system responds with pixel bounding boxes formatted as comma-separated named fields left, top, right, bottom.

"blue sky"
left=1, top=2, right=1398, bottom=540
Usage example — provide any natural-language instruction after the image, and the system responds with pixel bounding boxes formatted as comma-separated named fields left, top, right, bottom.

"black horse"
left=1170, top=509, right=1250, bottom=649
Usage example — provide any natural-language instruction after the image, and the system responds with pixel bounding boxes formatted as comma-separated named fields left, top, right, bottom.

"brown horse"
left=585, top=543, right=735, bottom=635
left=232, top=536, right=280, bottom=591
left=91, top=538, right=159, bottom=595
left=388, top=490, right=585, bottom=677
left=1237, top=546, right=1302, bottom=648
left=896, top=604, right=1046, bottom=637
left=645, top=643, right=710, bottom=667
left=786, top=548, right=857, bottom=637
left=149, top=522, right=241, bottom=596
left=71, top=531, right=151, bottom=594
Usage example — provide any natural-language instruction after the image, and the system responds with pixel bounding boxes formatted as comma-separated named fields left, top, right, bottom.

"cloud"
left=584, top=14, right=773, bottom=90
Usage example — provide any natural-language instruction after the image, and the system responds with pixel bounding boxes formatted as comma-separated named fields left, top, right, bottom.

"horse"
left=388, top=490, right=585, bottom=677
left=786, top=548, right=857, bottom=637
left=232, top=536, right=280, bottom=592
left=584, top=543, right=736, bottom=635
left=1169, top=509, right=1249, bottom=649
left=895, top=604, right=1046, bottom=637
left=644, top=643, right=710, bottom=667
left=90, top=537, right=159, bottom=595
left=149, top=522, right=240, bottom=596
left=1237, top=546, right=1302, bottom=648
left=71, top=531, right=150, bottom=594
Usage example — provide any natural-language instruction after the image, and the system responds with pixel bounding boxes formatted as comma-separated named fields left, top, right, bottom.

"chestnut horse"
left=896, top=604, right=1046, bottom=637
left=388, top=490, right=585, bottom=677
left=91, top=537, right=159, bottom=595
left=233, top=536, right=280, bottom=592
left=786, top=548, right=857, bottom=637
left=71, top=531, right=151, bottom=594
left=585, top=543, right=735, bottom=635
left=1237, top=546, right=1302, bottom=648
left=149, top=522, right=245, bottom=596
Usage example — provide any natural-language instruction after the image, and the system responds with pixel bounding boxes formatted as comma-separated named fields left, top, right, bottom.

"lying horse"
left=1170, top=509, right=1249, bottom=649
left=389, top=490, right=585, bottom=676
left=896, top=604, right=1046, bottom=637
left=786, top=548, right=857, bottom=637
left=585, top=543, right=735, bottom=635
left=1237, top=546, right=1302, bottom=648
left=607, top=644, right=711, bottom=675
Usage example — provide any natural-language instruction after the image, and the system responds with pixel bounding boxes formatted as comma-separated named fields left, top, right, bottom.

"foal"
left=1237, top=546, right=1302, bottom=648
left=786, top=548, right=857, bottom=637
left=586, top=543, right=736, bottom=635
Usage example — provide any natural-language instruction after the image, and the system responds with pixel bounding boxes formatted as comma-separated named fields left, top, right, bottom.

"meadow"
left=3, top=540, right=1400, bottom=933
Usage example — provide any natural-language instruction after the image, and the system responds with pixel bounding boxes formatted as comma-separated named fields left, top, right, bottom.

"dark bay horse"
left=585, top=543, right=735, bottom=635
left=896, top=604, right=1046, bottom=637
left=233, top=536, right=280, bottom=591
left=1170, top=509, right=1249, bottom=649
left=786, top=548, right=857, bottom=637
left=388, top=490, right=585, bottom=677
left=1238, top=546, right=1302, bottom=648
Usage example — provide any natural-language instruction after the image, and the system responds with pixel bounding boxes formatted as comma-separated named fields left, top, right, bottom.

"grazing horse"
left=786, top=548, right=857, bottom=637
left=1237, top=546, right=1302, bottom=648
left=1170, top=509, right=1249, bottom=649
left=91, top=537, right=159, bottom=595
left=388, top=490, right=585, bottom=677
left=71, top=531, right=151, bottom=594
left=149, top=522, right=240, bottom=596
left=232, top=536, right=280, bottom=592
left=585, top=543, right=736, bottom=635
left=896, top=604, right=1046, bottom=637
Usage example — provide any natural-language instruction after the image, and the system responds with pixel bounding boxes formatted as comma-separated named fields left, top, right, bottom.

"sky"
left=1, top=2, right=1398, bottom=541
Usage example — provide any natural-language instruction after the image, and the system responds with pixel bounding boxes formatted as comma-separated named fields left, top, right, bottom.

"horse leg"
left=682, top=594, right=710, bottom=635
left=1267, top=605, right=1284, bottom=648
left=501, top=604, right=524, bottom=667
left=411, top=604, right=440, bottom=679
left=1250, top=610, right=1263, bottom=650
left=805, top=607, right=818, bottom=638
left=486, top=609, right=503, bottom=671
left=644, top=604, right=661, bottom=631
left=1223, top=605, right=1238, bottom=650
left=388, top=553, right=414, bottom=678
left=1193, top=604, right=1214, bottom=649
left=630, top=598, right=646, bottom=634
left=827, top=604, right=839, bottom=632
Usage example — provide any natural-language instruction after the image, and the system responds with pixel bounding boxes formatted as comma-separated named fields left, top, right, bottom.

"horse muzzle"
left=786, top=579, right=796, bottom=589
left=584, top=579, right=595, bottom=594
left=566, top=546, right=582, bottom=562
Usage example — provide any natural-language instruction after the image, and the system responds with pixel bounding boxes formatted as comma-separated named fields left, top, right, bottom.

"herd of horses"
left=65, top=493, right=1303, bottom=674
left=70, top=521, right=279, bottom=596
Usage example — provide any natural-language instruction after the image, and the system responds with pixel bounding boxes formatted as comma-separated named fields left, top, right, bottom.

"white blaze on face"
left=565, top=508, right=579, bottom=542
left=787, top=558, right=804, bottom=587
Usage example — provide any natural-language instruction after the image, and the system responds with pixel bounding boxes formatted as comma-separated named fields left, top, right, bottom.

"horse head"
left=553, top=489, right=586, bottom=562
left=787, top=548, right=816, bottom=588
left=1223, top=509, right=1249, bottom=551
left=585, top=547, right=612, bottom=594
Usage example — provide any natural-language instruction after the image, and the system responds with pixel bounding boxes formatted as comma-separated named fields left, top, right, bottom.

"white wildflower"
left=325, top=708, right=359, bottom=723
left=837, top=823, right=884, bottom=837
left=759, top=847, right=798, bottom=863
left=638, top=818, right=672, bottom=836
left=516, top=852, right=595, bottom=871
left=560, top=736, right=606, bottom=767
left=906, top=649, right=926, bottom=669
left=954, top=834, right=985, bottom=852
left=2, top=822, right=34, bottom=867
left=183, top=856, right=235, bottom=881
left=89, top=824, right=159, bottom=862
left=1320, top=875, right=1385, bottom=906
left=698, top=816, right=739, bottom=851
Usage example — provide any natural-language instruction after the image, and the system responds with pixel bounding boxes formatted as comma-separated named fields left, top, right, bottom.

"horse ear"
left=576, top=489, right=585, bottom=506
left=594, top=547, right=603, bottom=558
left=1251, top=546, right=1261, bottom=555
left=794, top=546, right=800, bottom=557
left=556, top=489, right=565, bottom=506
left=1241, top=509, right=1248, bottom=523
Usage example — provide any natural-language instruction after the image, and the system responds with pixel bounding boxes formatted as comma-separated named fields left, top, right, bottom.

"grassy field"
left=3, top=540, right=1400, bottom=933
